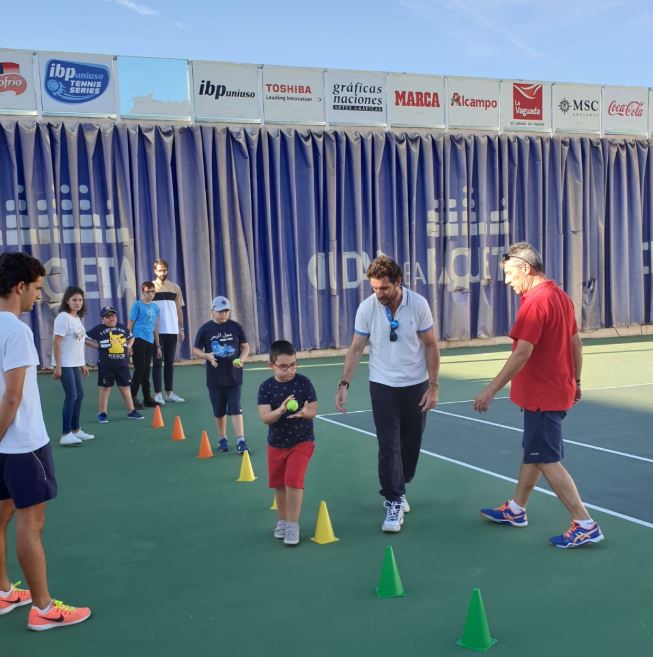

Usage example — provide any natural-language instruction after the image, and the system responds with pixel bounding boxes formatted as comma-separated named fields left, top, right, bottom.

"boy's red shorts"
left=267, top=441, right=315, bottom=489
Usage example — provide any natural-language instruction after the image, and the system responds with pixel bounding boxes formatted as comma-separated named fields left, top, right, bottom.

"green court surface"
left=3, top=336, right=653, bottom=656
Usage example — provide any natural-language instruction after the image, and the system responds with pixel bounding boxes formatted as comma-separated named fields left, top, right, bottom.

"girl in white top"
left=52, top=286, right=94, bottom=446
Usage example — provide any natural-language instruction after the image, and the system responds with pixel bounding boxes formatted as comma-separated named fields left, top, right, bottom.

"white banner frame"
left=0, top=49, right=38, bottom=116
left=446, top=76, right=500, bottom=131
left=262, top=65, right=325, bottom=125
left=325, top=69, right=387, bottom=126
left=387, top=73, right=445, bottom=128
left=602, top=85, right=648, bottom=136
left=552, top=83, right=601, bottom=134
left=501, top=79, right=552, bottom=133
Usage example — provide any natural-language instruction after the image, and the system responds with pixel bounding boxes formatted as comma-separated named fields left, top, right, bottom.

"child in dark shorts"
left=86, top=306, right=144, bottom=423
left=257, top=340, right=318, bottom=546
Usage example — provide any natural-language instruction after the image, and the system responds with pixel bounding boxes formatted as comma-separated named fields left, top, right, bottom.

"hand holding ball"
left=233, top=358, right=242, bottom=367
left=286, top=399, right=299, bottom=413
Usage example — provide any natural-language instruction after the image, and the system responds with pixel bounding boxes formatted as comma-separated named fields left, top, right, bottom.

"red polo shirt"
left=509, top=280, right=578, bottom=412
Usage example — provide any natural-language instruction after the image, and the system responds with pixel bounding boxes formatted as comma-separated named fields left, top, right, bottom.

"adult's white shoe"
left=400, top=495, right=410, bottom=513
left=75, top=429, right=95, bottom=441
left=166, top=392, right=185, bottom=403
left=60, top=433, right=82, bottom=446
left=153, top=393, right=166, bottom=405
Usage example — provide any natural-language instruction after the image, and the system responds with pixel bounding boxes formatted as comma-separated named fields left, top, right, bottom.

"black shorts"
left=98, top=366, right=131, bottom=388
left=208, top=386, right=242, bottom=418
left=522, top=409, right=566, bottom=464
left=0, top=443, right=58, bottom=509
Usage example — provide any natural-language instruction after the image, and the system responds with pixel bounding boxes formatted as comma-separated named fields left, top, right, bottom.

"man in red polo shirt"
left=473, top=242, right=604, bottom=549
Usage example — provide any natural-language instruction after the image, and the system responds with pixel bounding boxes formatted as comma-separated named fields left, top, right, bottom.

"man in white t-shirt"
left=335, top=256, right=440, bottom=533
left=0, top=252, right=91, bottom=631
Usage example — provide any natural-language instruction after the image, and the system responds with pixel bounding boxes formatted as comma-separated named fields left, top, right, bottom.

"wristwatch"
left=337, top=380, right=349, bottom=390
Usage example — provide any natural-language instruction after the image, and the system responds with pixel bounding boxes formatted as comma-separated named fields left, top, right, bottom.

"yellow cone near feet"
left=310, top=500, right=339, bottom=544
left=270, top=494, right=277, bottom=511
left=237, top=450, right=257, bottom=482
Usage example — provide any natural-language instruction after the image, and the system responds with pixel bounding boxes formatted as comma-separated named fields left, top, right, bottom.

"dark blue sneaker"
left=236, top=439, right=248, bottom=454
left=481, top=501, right=528, bottom=527
left=550, top=521, right=604, bottom=548
left=97, top=412, right=109, bottom=424
left=218, top=437, right=229, bottom=452
left=127, top=410, right=144, bottom=420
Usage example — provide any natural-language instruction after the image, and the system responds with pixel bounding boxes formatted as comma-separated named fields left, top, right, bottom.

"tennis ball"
left=286, top=399, right=299, bottom=412
left=233, top=358, right=242, bottom=367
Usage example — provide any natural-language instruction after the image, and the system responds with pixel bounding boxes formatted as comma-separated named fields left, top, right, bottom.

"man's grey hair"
left=503, top=242, right=544, bottom=273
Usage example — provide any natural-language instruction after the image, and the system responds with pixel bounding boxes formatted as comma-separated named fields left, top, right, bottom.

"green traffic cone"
left=375, top=546, right=406, bottom=598
left=456, top=588, right=497, bottom=651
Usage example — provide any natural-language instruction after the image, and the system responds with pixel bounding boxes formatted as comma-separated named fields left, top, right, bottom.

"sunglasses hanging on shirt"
left=383, top=305, right=399, bottom=342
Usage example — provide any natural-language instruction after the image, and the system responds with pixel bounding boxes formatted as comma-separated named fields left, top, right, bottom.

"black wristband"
left=338, top=380, right=349, bottom=389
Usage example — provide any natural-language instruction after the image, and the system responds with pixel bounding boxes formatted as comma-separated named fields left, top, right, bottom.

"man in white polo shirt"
left=335, top=256, right=440, bottom=533
left=0, top=252, right=90, bottom=630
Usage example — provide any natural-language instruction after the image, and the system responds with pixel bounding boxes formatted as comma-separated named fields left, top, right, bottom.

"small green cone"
left=375, top=546, right=406, bottom=598
left=456, top=588, right=497, bottom=651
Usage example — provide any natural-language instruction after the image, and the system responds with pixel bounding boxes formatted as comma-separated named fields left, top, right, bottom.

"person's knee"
left=0, top=501, right=15, bottom=528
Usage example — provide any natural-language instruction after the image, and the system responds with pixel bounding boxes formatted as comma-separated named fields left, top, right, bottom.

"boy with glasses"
left=258, top=340, right=318, bottom=546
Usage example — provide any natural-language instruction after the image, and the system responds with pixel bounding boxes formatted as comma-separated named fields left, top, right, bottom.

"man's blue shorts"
left=522, top=409, right=567, bottom=464
left=0, top=443, right=58, bottom=509
left=208, top=385, right=242, bottom=418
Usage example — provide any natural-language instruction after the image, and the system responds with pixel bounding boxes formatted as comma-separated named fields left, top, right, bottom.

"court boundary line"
left=316, top=414, right=653, bottom=530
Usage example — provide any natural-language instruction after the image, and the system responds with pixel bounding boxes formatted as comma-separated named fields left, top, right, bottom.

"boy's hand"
left=288, top=401, right=306, bottom=419
left=206, top=353, right=218, bottom=368
left=232, top=358, right=243, bottom=368
left=81, top=366, right=89, bottom=377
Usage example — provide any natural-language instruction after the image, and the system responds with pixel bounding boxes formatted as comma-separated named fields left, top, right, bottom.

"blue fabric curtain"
left=0, top=121, right=651, bottom=361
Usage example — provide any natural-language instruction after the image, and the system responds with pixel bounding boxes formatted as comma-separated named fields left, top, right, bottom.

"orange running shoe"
left=0, top=581, right=32, bottom=615
left=27, top=599, right=91, bottom=631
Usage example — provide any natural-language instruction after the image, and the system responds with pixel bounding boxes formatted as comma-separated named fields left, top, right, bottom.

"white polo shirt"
left=354, top=288, right=434, bottom=387
left=0, top=312, right=50, bottom=454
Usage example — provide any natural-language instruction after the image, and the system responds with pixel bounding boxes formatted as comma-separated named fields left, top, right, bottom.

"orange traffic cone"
left=171, top=415, right=185, bottom=441
left=197, top=431, right=213, bottom=458
left=152, top=405, right=164, bottom=429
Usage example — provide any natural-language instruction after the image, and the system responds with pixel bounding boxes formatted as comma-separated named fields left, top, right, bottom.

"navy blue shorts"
left=98, top=366, right=131, bottom=388
left=208, top=386, right=242, bottom=418
left=522, top=409, right=566, bottom=464
left=0, top=443, right=58, bottom=509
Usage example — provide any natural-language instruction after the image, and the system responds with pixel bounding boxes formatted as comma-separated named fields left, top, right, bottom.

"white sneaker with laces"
left=75, top=429, right=95, bottom=441
left=400, top=495, right=410, bottom=513
left=284, top=522, right=300, bottom=545
left=153, top=393, right=166, bottom=405
left=60, top=432, right=82, bottom=446
left=382, top=500, right=404, bottom=533
left=166, top=392, right=185, bottom=403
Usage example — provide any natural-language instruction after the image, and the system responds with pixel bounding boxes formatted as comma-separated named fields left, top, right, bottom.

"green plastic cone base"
left=456, top=588, right=497, bottom=651
left=376, top=546, right=406, bottom=598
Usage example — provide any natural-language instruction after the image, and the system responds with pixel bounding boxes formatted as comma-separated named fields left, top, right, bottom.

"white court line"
left=316, top=414, right=653, bottom=530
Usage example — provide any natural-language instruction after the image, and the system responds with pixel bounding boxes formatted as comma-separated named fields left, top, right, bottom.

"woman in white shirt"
left=52, top=286, right=94, bottom=446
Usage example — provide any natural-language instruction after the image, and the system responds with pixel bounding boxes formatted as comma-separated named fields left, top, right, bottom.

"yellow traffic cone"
left=270, top=494, right=277, bottom=511
left=310, top=500, right=339, bottom=544
left=237, top=450, right=257, bottom=482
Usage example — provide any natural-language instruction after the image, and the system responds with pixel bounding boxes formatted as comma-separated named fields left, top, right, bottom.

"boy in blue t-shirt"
left=127, top=282, right=161, bottom=409
left=192, top=296, right=250, bottom=453
left=86, top=306, right=144, bottom=422
left=257, top=340, right=318, bottom=546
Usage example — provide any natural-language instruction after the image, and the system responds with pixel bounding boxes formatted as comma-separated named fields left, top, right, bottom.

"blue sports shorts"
left=0, top=443, right=58, bottom=508
left=208, top=385, right=242, bottom=418
left=522, top=409, right=567, bottom=464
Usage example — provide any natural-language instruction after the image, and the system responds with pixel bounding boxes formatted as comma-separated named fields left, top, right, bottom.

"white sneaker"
left=400, top=495, right=411, bottom=513
left=274, top=520, right=286, bottom=539
left=60, top=432, right=82, bottom=446
left=284, top=522, right=300, bottom=546
left=382, top=500, right=404, bottom=533
left=75, top=429, right=95, bottom=441
left=153, top=393, right=166, bottom=405
left=166, top=392, right=185, bottom=403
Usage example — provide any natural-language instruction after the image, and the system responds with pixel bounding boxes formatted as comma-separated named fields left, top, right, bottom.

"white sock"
left=0, top=586, right=13, bottom=595
left=37, top=601, right=53, bottom=613
left=574, top=518, right=595, bottom=529
left=286, top=521, right=299, bottom=529
left=237, top=436, right=245, bottom=443
left=508, top=499, right=525, bottom=513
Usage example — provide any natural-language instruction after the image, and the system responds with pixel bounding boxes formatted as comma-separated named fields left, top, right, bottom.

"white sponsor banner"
left=553, top=83, right=601, bottom=134
left=0, top=49, right=37, bottom=115
left=326, top=69, right=386, bottom=125
left=500, top=80, right=551, bottom=132
left=602, top=85, right=648, bottom=135
left=263, top=66, right=324, bottom=124
left=192, top=61, right=260, bottom=123
left=38, top=51, right=117, bottom=116
left=118, top=56, right=191, bottom=121
left=446, top=77, right=500, bottom=130
left=388, top=73, right=445, bottom=128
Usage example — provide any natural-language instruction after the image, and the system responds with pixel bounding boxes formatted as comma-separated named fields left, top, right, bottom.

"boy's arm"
left=85, top=338, right=99, bottom=349
left=239, top=341, right=250, bottom=362
left=0, top=367, right=26, bottom=441
left=258, top=398, right=294, bottom=425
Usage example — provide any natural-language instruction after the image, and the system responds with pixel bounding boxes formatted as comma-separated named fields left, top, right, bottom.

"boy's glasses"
left=274, top=362, right=297, bottom=371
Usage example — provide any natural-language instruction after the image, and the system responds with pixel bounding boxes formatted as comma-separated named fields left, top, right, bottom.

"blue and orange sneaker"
left=0, top=581, right=32, bottom=615
left=550, top=521, right=604, bottom=548
left=480, top=501, right=528, bottom=527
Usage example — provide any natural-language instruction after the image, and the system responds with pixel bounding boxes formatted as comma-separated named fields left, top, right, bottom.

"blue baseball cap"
left=101, top=306, right=117, bottom=317
left=212, top=296, right=231, bottom=311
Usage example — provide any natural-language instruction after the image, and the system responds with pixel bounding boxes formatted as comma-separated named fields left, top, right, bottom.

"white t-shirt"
left=354, top=288, right=434, bottom=387
left=0, top=312, right=50, bottom=454
left=51, top=312, right=86, bottom=367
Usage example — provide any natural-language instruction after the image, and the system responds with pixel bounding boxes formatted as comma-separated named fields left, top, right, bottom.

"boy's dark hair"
left=0, top=252, right=45, bottom=297
left=141, top=281, right=155, bottom=291
left=269, top=340, right=296, bottom=363
left=58, top=285, right=86, bottom=317
left=367, top=255, right=402, bottom=283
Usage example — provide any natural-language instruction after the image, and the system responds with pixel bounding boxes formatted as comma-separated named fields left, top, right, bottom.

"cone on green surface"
left=375, top=546, right=406, bottom=598
left=456, top=588, right=497, bottom=652
left=270, top=495, right=277, bottom=511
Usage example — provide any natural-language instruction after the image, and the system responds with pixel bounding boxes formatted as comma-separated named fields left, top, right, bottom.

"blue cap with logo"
left=101, top=306, right=117, bottom=317
left=212, top=296, right=231, bottom=311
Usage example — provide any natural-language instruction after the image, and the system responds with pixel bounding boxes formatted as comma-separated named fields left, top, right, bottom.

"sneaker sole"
left=60, top=442, right=82, bottom=447
left=553, top=534, right=605, bottom=549
left=127, top=416, right=144, bottom=420
left=0, top=599, right=32, bottom=615
left=480, top=511, right=528, bottom=527
left=97, top=420, right=109, bottom=424
left=284, top=539, right=300, bottom=546
left=28, top=613, right=91, bottom=631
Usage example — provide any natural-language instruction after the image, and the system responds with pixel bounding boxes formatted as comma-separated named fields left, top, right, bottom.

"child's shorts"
left=268, top=441, right=315, bottom=489
left=208, top=385, right=242, bottom=417
left=98, top=365, right=131, bottom=388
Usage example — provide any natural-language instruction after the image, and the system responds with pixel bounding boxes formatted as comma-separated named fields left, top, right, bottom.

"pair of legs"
left=209, top=385, right=245, bottom=440
left=370, top=381, right=428, bottom=502
left=59, top=366, right=84, bottom=436
left=98, top=367, right=134, bottom=413
left=153, top=333, right=177, bottom=396
left=130, top=338, right=155, bottom=402
left=269, top=442, right=315, bottom=523
left=214, top=414, right=244, bottom=439
left=98, top=386, right=135, bottom=413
